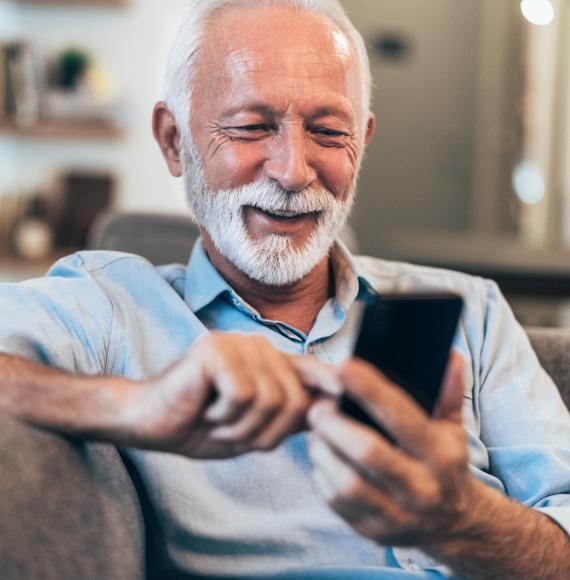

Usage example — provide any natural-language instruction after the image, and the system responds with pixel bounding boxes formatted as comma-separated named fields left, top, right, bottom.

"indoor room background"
left=0, top=0, right=569, bottom=326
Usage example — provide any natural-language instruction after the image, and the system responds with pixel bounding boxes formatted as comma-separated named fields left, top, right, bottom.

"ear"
left=152, top=101, right=183, bottom=178
left=364, top=112, right=376, bottom=147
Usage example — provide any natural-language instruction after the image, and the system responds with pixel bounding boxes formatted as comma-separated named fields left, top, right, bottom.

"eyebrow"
left=220, top=102, right=354, bottom=125
left=306, top=105, right=353, bottom=124
left=219, top=102, right=282, bottom=121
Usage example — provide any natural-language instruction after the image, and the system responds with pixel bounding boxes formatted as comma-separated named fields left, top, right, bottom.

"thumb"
left=433, top=350, right=465, bottom=423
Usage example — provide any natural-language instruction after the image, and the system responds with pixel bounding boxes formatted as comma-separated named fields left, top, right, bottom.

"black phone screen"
left=339, top=293, right=463, bottom=438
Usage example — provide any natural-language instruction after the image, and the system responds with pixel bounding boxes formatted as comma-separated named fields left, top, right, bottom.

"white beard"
left=182, top=143, right=355, bottom=287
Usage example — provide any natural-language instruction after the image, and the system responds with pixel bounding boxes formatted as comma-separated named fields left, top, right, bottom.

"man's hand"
left=307, top=353, right=570, bottom=579
left=307, top=352, right=476, bottom=547
left=122, top=332, right=340, bottom=459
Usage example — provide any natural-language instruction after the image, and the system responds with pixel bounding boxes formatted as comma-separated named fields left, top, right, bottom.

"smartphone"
left=339, top=293, right=463, bottom=441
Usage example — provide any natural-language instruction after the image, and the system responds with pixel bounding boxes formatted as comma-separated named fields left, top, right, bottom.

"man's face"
left=182, top=6, right=370, bottom=286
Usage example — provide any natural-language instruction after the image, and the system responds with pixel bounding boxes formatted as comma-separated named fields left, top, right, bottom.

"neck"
left=201, top=234, right=333, bottom=336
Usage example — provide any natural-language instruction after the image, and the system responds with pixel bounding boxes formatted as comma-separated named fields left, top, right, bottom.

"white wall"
left=0, top=0, right=189, bottom=212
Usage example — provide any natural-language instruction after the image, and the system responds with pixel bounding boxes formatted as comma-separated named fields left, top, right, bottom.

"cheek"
left=315, top=150, right=358, bottom=201
left=203, top=143, right=266, bottom=190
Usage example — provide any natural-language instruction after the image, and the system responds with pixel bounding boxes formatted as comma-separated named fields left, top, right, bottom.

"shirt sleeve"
left=478, top=279, right=570, bottom=534
left=0, top=253, right=114, bottom=375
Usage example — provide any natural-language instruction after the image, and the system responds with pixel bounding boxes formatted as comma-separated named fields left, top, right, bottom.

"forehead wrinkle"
left=225, top=49, right=347, bottom=79
left=193, top=7, right=364, bottom=133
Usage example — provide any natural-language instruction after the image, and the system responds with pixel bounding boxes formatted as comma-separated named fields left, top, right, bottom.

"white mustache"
left=230, top=181, right=337, bottom=215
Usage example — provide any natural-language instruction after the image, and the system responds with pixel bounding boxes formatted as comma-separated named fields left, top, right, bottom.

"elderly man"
left=1, top=0, right=570, bottom=578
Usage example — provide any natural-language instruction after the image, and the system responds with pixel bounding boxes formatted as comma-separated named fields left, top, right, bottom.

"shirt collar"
left=331, top=239, right=377, bottom=312
left=185, top=238, right=234, bottom=312
left=184, top=237, right=377, bottom=314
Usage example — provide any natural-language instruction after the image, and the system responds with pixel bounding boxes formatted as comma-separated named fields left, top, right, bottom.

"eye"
left=222, top=124, right=275, bottom=142
left=311, top=127, right=348, bottom=137
left=310, top=127, right=351, bottom=147
left=234, top=124, right=273, bottom=132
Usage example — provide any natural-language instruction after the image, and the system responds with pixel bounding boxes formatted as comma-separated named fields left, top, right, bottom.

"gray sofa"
left=1, top=327, right=569, bottom=579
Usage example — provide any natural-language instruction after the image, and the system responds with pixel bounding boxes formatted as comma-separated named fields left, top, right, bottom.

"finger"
left=433, top=350, right=465, bottom=423
left=225, top=348, right=338, bottom=448
left=252, top=353, right=311, bottom=450
left=290, top=354, right=343, bottom=397
left=309, top=435, right=405, bottom=529
left=200, top=334, right=258, bottom=423
left=338, top=358, right=435, bottom=456
left=209, top=336, right=285, bottom=441
left=308, top=400, right=433, bottom=498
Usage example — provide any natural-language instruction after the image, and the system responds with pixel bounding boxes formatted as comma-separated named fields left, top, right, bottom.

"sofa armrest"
left=0, top=414, right=145, bottom=580
left=526, top=326, right=570, bottom=408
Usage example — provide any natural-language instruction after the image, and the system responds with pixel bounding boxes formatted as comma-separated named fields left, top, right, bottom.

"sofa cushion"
left=0, top=415, right=145, bottom=580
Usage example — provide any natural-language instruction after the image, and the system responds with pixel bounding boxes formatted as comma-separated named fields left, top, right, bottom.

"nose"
left=264, top=125, right=317, bottom=192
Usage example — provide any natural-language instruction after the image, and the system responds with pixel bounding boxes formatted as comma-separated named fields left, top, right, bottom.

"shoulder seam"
left=77, top=253, right=150, bottom=275
left=75, top=253, right=116, bottom=374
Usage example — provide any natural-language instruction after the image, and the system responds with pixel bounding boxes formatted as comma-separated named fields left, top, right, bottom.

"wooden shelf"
left=13, top=0, right=128, bottom=7
left=0, top=253, right=71, bottom=283
left=0, top=119, right=124, bottom=140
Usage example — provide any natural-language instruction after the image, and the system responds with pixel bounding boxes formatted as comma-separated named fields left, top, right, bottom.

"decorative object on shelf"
left=0, top=170, right=115, bottom=260
left=0, top=41, right=125, bottom=139
left=0, top=118, right=122, bottom=139
left=0, top=41, right=42, bottom=127
left=0, top=193, right=29, bottom=256
left=54, top=171, right=115, bottom=249
left=54, top=47, right=89, bottom=90
left=13, top=0, right=129, bottom=7
left=12, top=195, right=54, bottom=261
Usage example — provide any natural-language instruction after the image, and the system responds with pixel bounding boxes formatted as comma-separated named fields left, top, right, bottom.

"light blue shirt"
left=1, top=239, right=569, bottom=579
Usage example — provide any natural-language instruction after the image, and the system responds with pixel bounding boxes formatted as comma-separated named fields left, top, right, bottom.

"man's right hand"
left=120, top=332, right=340, bottom=459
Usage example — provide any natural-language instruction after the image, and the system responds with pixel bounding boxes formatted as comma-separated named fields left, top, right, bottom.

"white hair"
left=164, top=0, right=372, bottom=144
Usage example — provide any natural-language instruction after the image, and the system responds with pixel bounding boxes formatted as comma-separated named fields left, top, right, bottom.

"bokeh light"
left=513, top=161, right=546, bottom=205
left=520, top=0, right=555, bottom=26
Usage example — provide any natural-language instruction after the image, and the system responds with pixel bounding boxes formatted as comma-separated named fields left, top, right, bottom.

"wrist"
left=424, top=478, right=504, bottom=560
left=91, top=375, right=146, bottom=444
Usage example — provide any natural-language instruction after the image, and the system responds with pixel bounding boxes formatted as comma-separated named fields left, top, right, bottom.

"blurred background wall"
left=1, top=0, right=570, bottom=326
left=0, top=0, right=188, bottom=213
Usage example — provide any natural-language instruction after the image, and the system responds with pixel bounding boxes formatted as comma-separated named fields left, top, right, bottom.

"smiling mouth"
left=252, top=207, right=320, bottom=222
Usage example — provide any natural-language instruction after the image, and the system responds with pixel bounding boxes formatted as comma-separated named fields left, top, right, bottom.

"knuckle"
left=412, top=481, right=443, bottom=511
left=256, top=386, right=284, bottom=414
left=287, top=395, right=309, bottom=418
left=354, top=441, right=380, bottom=466
left=434, top=451, right=455, bottom=472
left=336, top=473, right=365, bottom=505
left=434, top=442, right=467, bottom=473
left=256, top=397, right=281, bottom=417
left=228, top=386, right=255, bottom=407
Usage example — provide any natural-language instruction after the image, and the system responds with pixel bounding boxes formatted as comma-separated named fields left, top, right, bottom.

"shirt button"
left=306, top=345, right=314, bottom=354
left=406, top=558, right=420, bottom=571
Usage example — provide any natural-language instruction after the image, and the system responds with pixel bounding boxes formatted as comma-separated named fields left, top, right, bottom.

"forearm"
left=0, top=353, right=134, bottom=441
left=426, top=479, right=570, bottom=580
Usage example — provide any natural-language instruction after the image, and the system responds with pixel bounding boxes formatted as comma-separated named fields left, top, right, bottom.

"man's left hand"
left=308, top=351, right=479, bottom=547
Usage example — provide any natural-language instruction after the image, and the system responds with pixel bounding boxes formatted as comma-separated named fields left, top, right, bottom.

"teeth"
left=272, top=210, right=299, bottom=217
left=259, top=208, right=300, bottom=218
